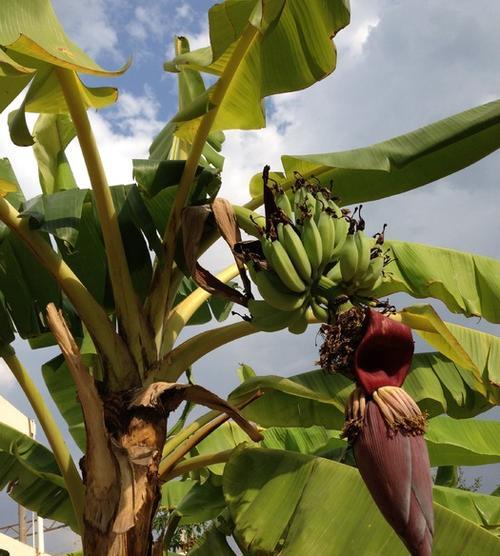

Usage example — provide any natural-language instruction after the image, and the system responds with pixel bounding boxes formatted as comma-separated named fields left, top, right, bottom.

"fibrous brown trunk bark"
left=82, top=406, right=166, bottom=555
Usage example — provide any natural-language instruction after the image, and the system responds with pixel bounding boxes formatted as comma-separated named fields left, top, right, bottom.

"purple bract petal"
left=354, top=402, right=433, bottom=556
left=353, top=310, right=414, bottom=395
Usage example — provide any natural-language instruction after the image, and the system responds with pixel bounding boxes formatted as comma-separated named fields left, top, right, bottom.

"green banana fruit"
left=233, top=205, right=265, bottom=238
left=248, top=263, right=306, bottom=311
left=303, top=191, right=317, bottom=217
left=331, top=218, right=348, bottom=256
left=326, top=262, right=342, bottom=283
left=357, top=274, right=383, bottom=296
left=281, top=223, right=312, bottom=283
left=311, top=297, right=329, bottom=322
left=317, top=211, right=335, bottom=266
left=287, top=302, right=309, bottom=334
left=276, top=191, right=293, bottom=219
left=248, top=300, right=298, bottom=332
left=262, top=237, right=307, bottom=293
left=339, top=229, right=358, bottom=283
left=301, top=216, right=323, bottom=274
left=354, top=230, right=372, bottom=277
left=355, top=254, right=384, bottom=293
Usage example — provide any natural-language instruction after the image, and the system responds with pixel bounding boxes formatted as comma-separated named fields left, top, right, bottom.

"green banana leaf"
left=0, top=158, right=20, bottom=195
left=278, top=99, right=500, bottom=204
left=20, top=189, right=88, bottom=248
left=168, top=476, right=227, bottom=526
left=400, top=306, right=499, bottom=405
left=7, top=66, right=118, bottom=146
left=376, top=240, right=500, bottom=323
left=42, top=354, right=85, bottom=452
left=32, top=113, right=77, bottom=194
left=150, top=36, right=225, bottom=169
left=223, top=447, right=500, bottom=555
left=0, top=0, right=126, bottom=114
left=405, top=352, right=494, bottom=418
left=426, top=416, right=500, bottom=467
left=188, top=527, right=236, bottom=555
left=400, top=305, right=478, bottom=373
left=432, top=485, right=500, bottom=535
left=231, top=372, right=349, bottom=429
left=0, top=421, right=76, bottom=530
left=161, top=478, right=197, bottom=510
left=234, top=354, right=494, bottom=430
left=445, top=322, right=500, bottom=387
left=0, top=232, right=61, bottom=338
left=165, top=0, right=350, bottom=138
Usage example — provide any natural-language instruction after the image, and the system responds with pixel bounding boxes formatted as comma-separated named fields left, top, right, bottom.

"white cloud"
left=0, top=89, right=163, bottom=198
left=176, top=2, right=194, bottom=21
left=52, top=0, right=119, bottom=60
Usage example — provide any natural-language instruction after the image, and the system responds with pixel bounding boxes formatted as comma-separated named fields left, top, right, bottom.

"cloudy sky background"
left=1, top=0, right=499, bottom=552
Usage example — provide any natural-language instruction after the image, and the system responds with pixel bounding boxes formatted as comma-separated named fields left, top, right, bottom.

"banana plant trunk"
left=82, top=405, right=167, bottom=555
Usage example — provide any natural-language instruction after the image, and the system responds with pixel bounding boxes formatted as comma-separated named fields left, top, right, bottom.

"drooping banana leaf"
left=32, top=113, right=77, bottom=194
left=399, top=305, right=477, bottom=372
left=151, top=36, right=225, bottom=169
left=376, top=240, right=500, bottom=323
left=444, top=322, right=500, bottom=387
left=432, top=485, right=500, bottom=536
left=278, top=99, right=500, bottom=204
left=0, top=421, right=76, bottom=530
left=223, top=447, right=500, bottom=555
left=0, top=0, right=126, bottom=114
left=426, top=416, right=500, bottom=467
left=20, top=189, right=88, bottom=248
left=165, top=0, right=350, bottom=138
left=0, top=158, right=21, bottom=195
left=188, top=527, right=236, bottom=555
left=164, top=475, right=227, bottom=526
left=400, top=306, right=499, bottom=403
left=0, top=231, right=61, bottom=338
left=234, top=352, right=495, bottom=429
left=42, top=354, right=85, bottom=452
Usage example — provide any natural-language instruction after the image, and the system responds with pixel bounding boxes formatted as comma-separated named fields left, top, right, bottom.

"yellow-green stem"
left=158, top=411, right=231, bottom=478
left=160, top=263, right=239, bottom=356
left=162, top=409, right=220, bottom=457
left=55, top=67, right=155, bottom=374
left=0, top=197, right=134, bottom=386
left=160, top=449, right=233, bottom=482
left=4, top=353, right=84, bottom=533
left=153, top=320, right=256, bottom=383
left=147, top=24, right=260, bottom=344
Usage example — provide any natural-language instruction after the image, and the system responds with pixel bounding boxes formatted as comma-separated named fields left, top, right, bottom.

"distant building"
left=0, top=396, right=50, bottom=556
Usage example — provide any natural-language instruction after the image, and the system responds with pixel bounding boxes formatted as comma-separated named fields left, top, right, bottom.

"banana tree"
left=0, top=1, right=499, bottom=555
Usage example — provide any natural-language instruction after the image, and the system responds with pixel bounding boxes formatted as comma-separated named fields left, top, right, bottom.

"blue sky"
left=1, top=0, right=500, bottom=553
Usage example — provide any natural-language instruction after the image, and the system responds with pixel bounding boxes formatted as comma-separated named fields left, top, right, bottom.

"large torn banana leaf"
left=223, top=448, right=500, bottom=555
left=376, top=240, right=500, bottom=323
left=278, top=100, right=500, bottom=204
left=0, top=421, right=76, bottom=530
left=165, top=0, right=350, bottom=138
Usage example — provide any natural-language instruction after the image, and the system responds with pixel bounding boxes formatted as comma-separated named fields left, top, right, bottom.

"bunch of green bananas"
left=236, top=177, right=387, bottom=333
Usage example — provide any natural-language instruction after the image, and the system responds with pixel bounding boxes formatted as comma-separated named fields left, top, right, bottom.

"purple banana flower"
left=344, top=310, right=434, bottom=556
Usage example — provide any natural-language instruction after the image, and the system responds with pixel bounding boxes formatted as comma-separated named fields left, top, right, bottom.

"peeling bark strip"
left=181, top=201, right=249, bottom=306
left=46, top=304, right=121, bottom=534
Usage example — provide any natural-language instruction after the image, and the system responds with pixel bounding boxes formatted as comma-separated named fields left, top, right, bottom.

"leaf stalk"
left=3, top=352, right=85, bottom=532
